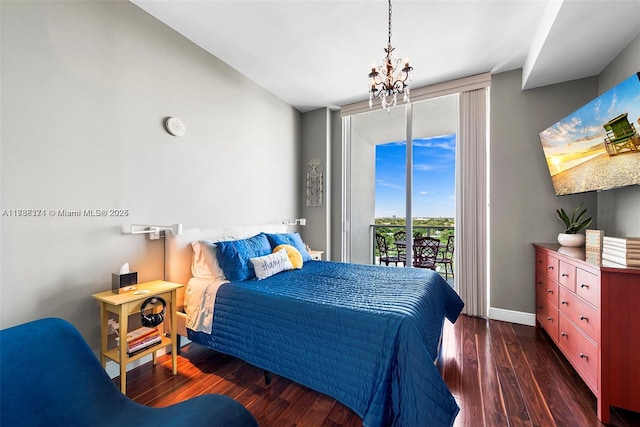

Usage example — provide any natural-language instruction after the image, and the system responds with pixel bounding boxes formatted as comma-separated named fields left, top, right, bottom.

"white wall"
left=0, top=1, right=301, bottom=349
left=490, top=70, right=598, bottom=315
left=300, top=108, right=331, bottom=258
left=330, top=110, right=343, bottom=261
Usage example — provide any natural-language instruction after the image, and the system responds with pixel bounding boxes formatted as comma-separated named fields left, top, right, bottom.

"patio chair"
left=393, top=230, right=407, bottom=265
left=376, top=233, right=401, bottom=266
left=413, top=236, right=440, bottom=270
left=436, top=235, right=455, bottom=280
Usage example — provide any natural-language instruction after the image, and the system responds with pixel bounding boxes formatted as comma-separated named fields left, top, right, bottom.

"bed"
left=165, top=224, right=464, bottom=427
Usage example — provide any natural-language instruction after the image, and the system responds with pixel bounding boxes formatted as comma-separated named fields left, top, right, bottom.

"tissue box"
left=112, top=272, right=138, bottom=294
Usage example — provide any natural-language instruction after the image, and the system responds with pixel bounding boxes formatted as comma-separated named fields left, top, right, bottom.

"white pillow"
left=250, top=248, right=294, bottom=280
left=191, top=240, right=226, bottom=280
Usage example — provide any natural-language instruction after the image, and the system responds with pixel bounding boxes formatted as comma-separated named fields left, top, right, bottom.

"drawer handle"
left=561, top=301, right=568, bottom=305
left=561, top=332, right=567, bottom=337
left=580, top=283, right=589, bottom=289
left=579, top=353, right=588, bottom=360
left=579, top=315, right=588, bottom=321
left=537, top=305, right=543, bottom=309
left=547, top=317, right=553, bottom=321
left=548, top=265, right=554, bottom=270
left=547, top=289, right=553, bottom=294
left=561, top=273, right=568, bottom=277
left=537, top=281, right=543, bottom=285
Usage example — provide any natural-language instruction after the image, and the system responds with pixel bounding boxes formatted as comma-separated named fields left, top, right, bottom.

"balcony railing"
left=371, top=223, right=454, bottom=267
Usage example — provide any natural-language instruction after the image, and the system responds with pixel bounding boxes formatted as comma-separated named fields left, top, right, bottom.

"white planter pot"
left=557, top=233, right=585, bottom=247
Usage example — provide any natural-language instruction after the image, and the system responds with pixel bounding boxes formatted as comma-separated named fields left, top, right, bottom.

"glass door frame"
left=341, top=102, right=417, bottom=265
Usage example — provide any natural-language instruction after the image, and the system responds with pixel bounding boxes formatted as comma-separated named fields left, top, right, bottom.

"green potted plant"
left=556, top=203, right=592, bottom=247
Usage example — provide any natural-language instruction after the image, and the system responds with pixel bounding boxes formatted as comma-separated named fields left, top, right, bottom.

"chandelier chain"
left=387, top=0, right=392, bottom=47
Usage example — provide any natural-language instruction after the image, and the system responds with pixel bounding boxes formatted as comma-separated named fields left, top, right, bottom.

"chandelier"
left=368, top=0, right=413, bottom=112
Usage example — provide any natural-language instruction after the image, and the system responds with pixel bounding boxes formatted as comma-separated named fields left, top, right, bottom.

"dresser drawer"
left=536, top=290, right=559, bottom=342
left=536, top=249, right=559, bottom=279
left=545, top=253, right=559, bottom=281
left=536, top=271, right=558, bottom=307
left=576, top=268, right=600, bottom=308
left=535, top=248, right=547, bottom=273
left=559, top=314, right=598, bottom=392
left=559, top=287, right=600, bottom=342
left=559, top=260, right=577, bottom=292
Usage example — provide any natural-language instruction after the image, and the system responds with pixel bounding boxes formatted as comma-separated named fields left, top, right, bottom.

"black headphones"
left=140, top=296, right=166, bottom=327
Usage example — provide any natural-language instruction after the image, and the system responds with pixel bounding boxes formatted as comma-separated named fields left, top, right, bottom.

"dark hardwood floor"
left=125, top=315, right=640, bottom=426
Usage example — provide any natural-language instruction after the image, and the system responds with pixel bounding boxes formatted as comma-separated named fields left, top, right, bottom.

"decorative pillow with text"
left=250, top=248, right=294, bottom=280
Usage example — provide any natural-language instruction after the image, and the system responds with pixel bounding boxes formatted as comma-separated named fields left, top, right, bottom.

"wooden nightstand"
left=92, top=280, right=183, bottom=394
left=308, top=250, right=324, bottom=260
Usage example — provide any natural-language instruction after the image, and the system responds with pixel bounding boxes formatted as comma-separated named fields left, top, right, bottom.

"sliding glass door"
left=344, top=94, right=458, bottom=266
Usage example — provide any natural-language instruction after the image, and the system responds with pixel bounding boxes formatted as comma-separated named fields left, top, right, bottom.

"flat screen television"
left=538, top=72, right=640, bottom=196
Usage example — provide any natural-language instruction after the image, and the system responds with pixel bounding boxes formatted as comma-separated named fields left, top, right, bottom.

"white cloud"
left=413, top=163, right=435, bottom=171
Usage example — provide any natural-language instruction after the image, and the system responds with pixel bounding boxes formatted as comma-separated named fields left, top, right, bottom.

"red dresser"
left=534, top=243, right=640, bottom=423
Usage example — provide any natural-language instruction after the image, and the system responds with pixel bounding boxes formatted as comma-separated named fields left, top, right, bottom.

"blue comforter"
left=188, top=261, right=464, bottom=427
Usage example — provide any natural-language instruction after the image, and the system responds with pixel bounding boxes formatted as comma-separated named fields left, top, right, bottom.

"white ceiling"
left=131, top=0, right=640, bottom=113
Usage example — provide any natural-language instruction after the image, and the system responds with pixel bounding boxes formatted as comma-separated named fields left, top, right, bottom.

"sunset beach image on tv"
left=539, top=72, right=640, bottom=196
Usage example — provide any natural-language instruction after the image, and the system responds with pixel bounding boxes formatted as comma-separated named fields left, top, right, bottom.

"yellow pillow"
left=273, top=244, right=303, bottom=269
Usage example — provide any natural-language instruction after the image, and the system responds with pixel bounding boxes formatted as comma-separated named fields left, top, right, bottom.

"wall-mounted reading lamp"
left=282, top=218, right=306, bottom=227
left=130, top=224, right=183, bottom=240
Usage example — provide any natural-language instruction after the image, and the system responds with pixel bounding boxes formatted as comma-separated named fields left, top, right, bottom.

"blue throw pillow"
left=263, top=232, right=312, bottom=261
left=215, top=234, right=272, bottom=281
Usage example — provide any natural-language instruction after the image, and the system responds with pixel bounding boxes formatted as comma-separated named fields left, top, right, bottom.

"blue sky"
left=539, top=73, right=640, bottom=175
left=375, top=134, right=456, bottom=218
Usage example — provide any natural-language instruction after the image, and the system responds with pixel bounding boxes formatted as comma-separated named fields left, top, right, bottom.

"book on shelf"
left=602, top=252, right=640, bottom=267
left=601, top=259, right=631, bottom=268
left=602, top=246, right=640, bottom=258
left=585, top=229, right=604, bottom=253
left=118, top=326, right=158, bottom=342
left=127, top=332, right=160, bottom=348
left=116, top=333, right=162, bottom=353
left=116, top=326, right=159, bottom=348
left=127, top=335, right=162, bottom=354
left=602, top=236, right=640, bottom=250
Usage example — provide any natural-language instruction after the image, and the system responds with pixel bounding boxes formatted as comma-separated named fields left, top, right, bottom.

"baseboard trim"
left=489, top=307, right=536, bottom=326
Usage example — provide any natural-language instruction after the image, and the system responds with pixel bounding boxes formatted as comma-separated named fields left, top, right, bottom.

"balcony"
left=371, top=224, right=455, bottom=284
